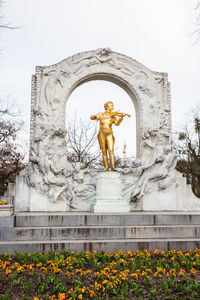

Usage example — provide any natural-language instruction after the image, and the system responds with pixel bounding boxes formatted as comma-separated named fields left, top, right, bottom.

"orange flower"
left=78, top=294, right=83, bottom=300
left=131, top=273, right=138, bottom=279
left=58, top=293, right=65, bottom=300
left=17, top=266, right=24, bottom=273
left=0, top=200, right=6, bottom=205
left=89, top=291, right=95, bottom=298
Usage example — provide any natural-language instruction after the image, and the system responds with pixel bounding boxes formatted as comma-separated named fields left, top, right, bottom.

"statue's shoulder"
left=96, top=112, right=104, bottom=119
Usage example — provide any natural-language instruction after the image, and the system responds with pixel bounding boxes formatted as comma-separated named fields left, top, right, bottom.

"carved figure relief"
left=131, top=144, right=177, bottom=201
left=141, top=129, right=158, bottom=167
left=134, top=71, right=153, bottom=97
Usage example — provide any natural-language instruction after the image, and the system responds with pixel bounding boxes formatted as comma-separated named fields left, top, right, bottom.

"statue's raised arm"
left=90, top=114, right=97, bottom=120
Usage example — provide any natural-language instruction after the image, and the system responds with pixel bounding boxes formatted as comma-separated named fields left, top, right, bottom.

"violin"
left=111, top=110, right=131, bottom=118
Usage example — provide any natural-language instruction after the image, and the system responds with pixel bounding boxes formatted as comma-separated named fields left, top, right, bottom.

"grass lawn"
left=0, top=249, right=200, bottom=299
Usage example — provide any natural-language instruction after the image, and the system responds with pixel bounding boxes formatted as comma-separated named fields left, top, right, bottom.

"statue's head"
left=104, top=101, right=114, bottom=111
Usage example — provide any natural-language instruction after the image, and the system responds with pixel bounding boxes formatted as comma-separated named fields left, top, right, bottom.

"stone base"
left=15, top=175, right=30, bottom=212
left=91, top=171, right=130, bottom=213
left=29, top=188, right=69, bottom=212
left=2, top=211, right=200, bottom=253
left=0, top=205, right=13, bottom=217
left=13, top=171, right=200, bottom=213
left=132, top=171, right=200, bottom=211
left=91, top=199, right=130, bottom=213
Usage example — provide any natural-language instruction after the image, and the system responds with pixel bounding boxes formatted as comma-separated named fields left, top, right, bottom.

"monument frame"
left=13, top=48, right=199, bottom=212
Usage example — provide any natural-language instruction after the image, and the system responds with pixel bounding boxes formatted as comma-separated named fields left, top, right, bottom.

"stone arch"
left=30, top=48, right=171, bottom=167
left=66, top=73, right=142, bottom=157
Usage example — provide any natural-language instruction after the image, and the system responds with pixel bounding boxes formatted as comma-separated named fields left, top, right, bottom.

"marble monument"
left=10, top=48, right=199, bottom=212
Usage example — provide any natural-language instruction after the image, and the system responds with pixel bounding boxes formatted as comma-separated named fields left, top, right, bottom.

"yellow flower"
left=146, top=268, right=153, bottom=274
left=36, top=262, right=42, bottom=267
left=141, top=271, right=147, bottom=276
left=40, top=266, right=48, bottom=273
left=190, top=268, right=196, bottom=277
left=102, top=280, right=108, bottom=285
left=167, top=268, right=176, bottom=278
left=179, top=268, right=186, bottom=277
left=5, top=269, right=12, bottom=274
left=78, top=294, right=83, bottom=300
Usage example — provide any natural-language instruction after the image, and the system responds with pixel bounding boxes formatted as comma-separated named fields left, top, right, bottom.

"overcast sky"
left=0, top=0, right=199, bottom=157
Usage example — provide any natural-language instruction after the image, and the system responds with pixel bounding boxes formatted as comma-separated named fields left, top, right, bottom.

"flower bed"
left=1, top=249, right=200, bottom=299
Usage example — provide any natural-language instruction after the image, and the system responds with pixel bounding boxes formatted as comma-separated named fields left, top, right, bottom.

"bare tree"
left=115, top=156, right=136, bottom=168
left=175, top=107, right=200, bottom=197
left=0, top=102, right=25, bottom=194
left=0, top=0, right=17, bottom=31
left=66, top=117, right=101, bottom=168
left=191, top=1, right=200, bottom=44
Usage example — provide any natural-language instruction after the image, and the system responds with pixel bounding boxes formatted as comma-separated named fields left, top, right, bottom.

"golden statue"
left=90, top=101, right=131, bottom=171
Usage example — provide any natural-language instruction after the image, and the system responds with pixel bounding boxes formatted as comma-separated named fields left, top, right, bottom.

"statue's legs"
left=107, top=134, right=115, bottom=171
left=98, top=132, right=109, bottom=171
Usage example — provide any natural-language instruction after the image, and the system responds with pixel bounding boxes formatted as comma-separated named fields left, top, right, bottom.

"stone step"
left=1, top=225, right=200, bottom=241
left=0, top=238, right=200, bottom=254
left=15, top=212, right=200, bottom=227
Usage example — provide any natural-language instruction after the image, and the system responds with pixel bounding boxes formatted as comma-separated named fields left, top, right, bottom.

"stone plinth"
left=0, top=205, right=13, bottom=217
left=91, top=171, right=130, bottom=213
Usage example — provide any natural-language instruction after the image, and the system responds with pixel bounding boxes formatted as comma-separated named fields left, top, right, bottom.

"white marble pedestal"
left=90, top=171, right=130, bottom=213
